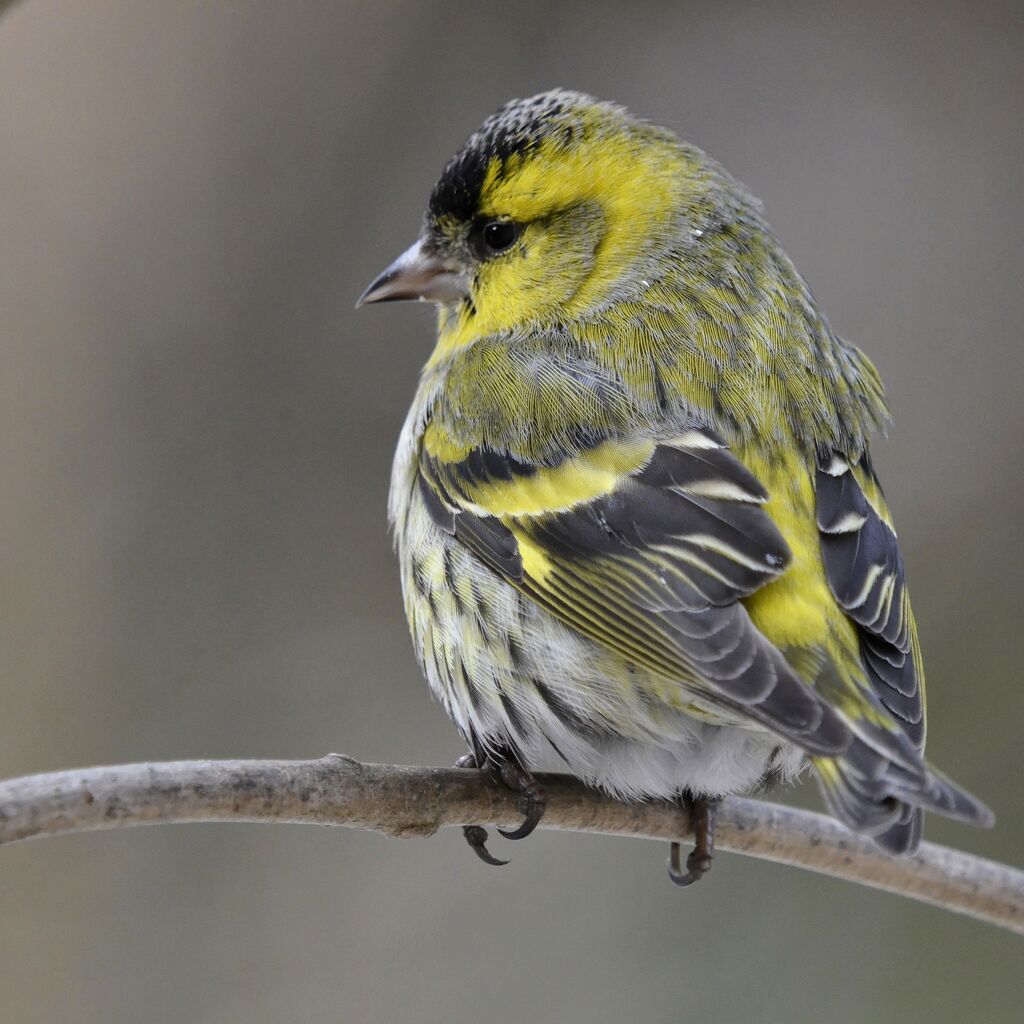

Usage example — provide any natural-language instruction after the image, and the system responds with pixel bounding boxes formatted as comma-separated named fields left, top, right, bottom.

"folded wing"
left=420, top=427, right=851, bottom=756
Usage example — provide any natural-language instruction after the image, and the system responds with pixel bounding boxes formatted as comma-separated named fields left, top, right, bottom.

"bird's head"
left=359, top=90, right=724, bottom=361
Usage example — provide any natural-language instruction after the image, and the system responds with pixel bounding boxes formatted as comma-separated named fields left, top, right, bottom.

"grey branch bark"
left=0, top=755, right=1019, bottom=936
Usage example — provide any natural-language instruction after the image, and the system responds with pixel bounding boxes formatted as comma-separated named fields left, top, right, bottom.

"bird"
left=358, top=89, right=993, bottom=884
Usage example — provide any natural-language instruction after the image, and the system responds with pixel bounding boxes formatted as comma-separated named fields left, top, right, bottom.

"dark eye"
left=478, top=220, right=522, bottom=255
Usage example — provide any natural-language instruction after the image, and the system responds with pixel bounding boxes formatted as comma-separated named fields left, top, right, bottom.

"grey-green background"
left=1, top=1, right=1021, bottom=1021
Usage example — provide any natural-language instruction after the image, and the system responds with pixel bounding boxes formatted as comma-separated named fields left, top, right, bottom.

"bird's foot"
left=453, top=750, right=545, bottom=865
left=496, top=758, right=546, bottom=840
left=668, top=792, right=718, bottom=887
left=453, top=753, right=507, bottom=865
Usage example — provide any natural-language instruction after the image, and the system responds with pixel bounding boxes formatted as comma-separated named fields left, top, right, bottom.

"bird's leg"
left=454, top=752, right=508, bottom=866
left=668, top=792, right=717, bottom=887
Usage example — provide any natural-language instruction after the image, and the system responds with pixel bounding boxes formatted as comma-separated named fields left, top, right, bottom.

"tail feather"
left=813, top=748, right=994, bottom=855
left=890, top=765, right=996, bottom=828
left=875, top=805, right=923, bottom=856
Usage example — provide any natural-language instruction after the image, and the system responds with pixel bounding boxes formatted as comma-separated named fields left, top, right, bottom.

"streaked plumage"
left=364, top=90, right=993, bottom=856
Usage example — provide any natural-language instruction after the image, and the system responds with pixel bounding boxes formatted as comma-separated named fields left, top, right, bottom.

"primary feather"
left=379, top=90, right=993, bottom=853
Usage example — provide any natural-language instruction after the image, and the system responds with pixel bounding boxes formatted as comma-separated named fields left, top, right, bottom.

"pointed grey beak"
left=356, top=239, right=470, bottom=307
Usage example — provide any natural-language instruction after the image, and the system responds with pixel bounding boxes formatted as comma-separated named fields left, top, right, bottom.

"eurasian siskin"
left=359, top=90, right=993, bottom=883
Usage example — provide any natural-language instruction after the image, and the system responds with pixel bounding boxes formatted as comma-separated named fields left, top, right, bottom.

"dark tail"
left=812, top=746, right=994, bottom=855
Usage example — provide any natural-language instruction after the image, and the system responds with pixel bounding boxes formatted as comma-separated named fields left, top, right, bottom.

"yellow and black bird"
left=359, top=90, right=993, bottom=883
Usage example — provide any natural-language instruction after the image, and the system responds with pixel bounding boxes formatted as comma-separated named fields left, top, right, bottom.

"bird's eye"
left=478, top=220, right=522, bottom=255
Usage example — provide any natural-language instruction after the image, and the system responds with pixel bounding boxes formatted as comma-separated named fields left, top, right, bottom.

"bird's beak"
left=356, top=239, right=470, bottom=307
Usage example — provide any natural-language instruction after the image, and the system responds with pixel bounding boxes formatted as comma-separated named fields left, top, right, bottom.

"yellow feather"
left=429, top=126, right=690, bottom=362
left=468, top=440, right=654, bottom=517
left=739, top=446, right=849, bottom=656
left=515, top=533, right=553, bottom=582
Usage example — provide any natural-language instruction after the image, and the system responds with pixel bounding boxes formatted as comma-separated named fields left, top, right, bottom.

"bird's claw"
left=667, top=842, right=712, bottom=887
left=462, top=824, right=509, bottom=866
left=667, top=793, right=716, bottom=887
left=497, top=760, right=546, bottom=840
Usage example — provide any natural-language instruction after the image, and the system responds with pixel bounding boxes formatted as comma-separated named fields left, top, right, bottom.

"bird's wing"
left=816, top=451, right=925, bottom=747
left=812, top=450, right=995, bottom=848
left=418, top=424, right=855, bottom=756
left=418, top=422, right=994, bottom=846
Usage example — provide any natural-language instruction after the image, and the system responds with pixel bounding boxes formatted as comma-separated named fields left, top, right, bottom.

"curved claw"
left=667, top=841, right=712, bottom=887
left=463, top=825, right=509, bottom=866
left=496, top=759, right=546, bottom=840
left=498, top=799, right=544, bottom=840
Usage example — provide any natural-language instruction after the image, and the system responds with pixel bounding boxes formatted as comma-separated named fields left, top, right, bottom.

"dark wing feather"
left=815, top=452, right=923, bottom=745
left=418, top=423, right=993, bottom=851
left=815, top=450, right=994, bottom=850
left=421, top=427, right=852, bottom=757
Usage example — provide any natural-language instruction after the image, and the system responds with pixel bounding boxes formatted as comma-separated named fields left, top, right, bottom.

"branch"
left=0, top=755, right=1019, bottom=935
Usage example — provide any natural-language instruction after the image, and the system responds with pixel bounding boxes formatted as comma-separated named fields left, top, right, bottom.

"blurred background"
left=1, top=1, right=1021, bottom=1021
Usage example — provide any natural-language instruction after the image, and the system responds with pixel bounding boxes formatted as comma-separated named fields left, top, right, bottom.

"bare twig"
left=0, top=755, right=1019, bottom=935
